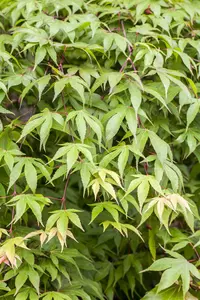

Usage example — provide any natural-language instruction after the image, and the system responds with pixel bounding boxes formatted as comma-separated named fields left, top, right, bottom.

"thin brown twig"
left=137, top=115, right=145, bottom=129
left=189, top=258, right=198, bottom=263
left=120, top=20, right=137, bottom=72
left=190, top=282, right=200, bottom=290
left=61, top=173, right=71, bottom=210
left=120, top=54, right=137, bottom=72
left=189, top=242, right=200, bottom=260
left=46, top=196, right=62, bottom=201
left=121, top=20, right=131, bottom=53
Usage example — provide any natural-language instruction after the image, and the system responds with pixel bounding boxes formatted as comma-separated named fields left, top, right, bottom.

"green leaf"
left=129, top=83, right=142, bottom=115
left=46, top=213, right=60, bottom=232
left=39, top=112, right=52, bottom=150
left=15, top=290, right=29, bottom=300
left=15, top=269, right=28, bottom=295
left=126, top=108, right=137, bottom=138
left=28, top=267, right=40, bottom=294
left=84, top=114, right=103, bottom=145
left=67, top=211, right=84, bottom=231
left=8, top=160, right=24, bottom=191
left=149, top=131, right=169, bottom=164
left=53, top=78, right=67, bottom=101
left=137, top=178, right=149, bottom=209
left=157, top=72, right=170, bottom=98
left=69, top=77, right=86, bottom=103
left=118, top=147, right=129, bottom=178
left=14, top=199, right=27, bottom=223
left=148, top=230, right=156, bottom=260
left=27, top=198, right=43, bottom=225
left=80, top=163, right=91, bottom=192
left=187, top=102, right=200, bottom=128
left=24, top=161, right=37, bottom=193
left=114, top=34, right=127, bottom=54
left=142, top=286, right=184, bottom=300
left=89, top=205, right=104, bottom=224
left=76, top=113, right=87, bottom=142
left=108, top=72, right=123, bottom=91
left=66, top=147, right=79, bottom=174
left=19, top=117, right=44, bottom=140
left=57, top=213, right=69, bottom=239
left=144, top=87, right=168, bottom=109
left=37, top=74, right=51, bottom=100
left=50, top=165, right=67, bottom=182
left=157, top=266, right=181, bottom=293
left=144, top=254, right=200, bottom=296
left=34, top=46, right=47, bottom=70
left=106, top=111, right=125, bottom=141
left=46, top=45, right=57, bottom=64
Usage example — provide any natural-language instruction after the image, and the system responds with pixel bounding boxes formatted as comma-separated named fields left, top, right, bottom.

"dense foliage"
left=0, top=0, right=200, bottom=299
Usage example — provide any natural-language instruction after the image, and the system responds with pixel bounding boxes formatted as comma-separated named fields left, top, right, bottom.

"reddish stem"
left=61, top=173, right=71, bottom=210
left=120, top=20, right=137, bottom=73
left=189, top=242, right=200, bottom=260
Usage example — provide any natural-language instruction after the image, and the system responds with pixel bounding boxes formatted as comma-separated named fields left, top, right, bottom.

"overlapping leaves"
left=0, top=0, right=199, bottom=299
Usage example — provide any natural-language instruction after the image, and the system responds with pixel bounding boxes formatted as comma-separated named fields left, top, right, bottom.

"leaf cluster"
left=0, top=0, right=199, bottom=299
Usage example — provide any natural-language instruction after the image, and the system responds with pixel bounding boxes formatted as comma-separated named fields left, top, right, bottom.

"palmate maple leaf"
left=0, top=237, right=28, bottom=267
left=143, top=249, right=200, bottom=296
left=140, top=193, right=194, bottom=233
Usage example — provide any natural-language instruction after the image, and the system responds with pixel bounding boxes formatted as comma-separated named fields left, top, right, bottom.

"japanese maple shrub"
left=0, top=0, right=199, bottom=299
